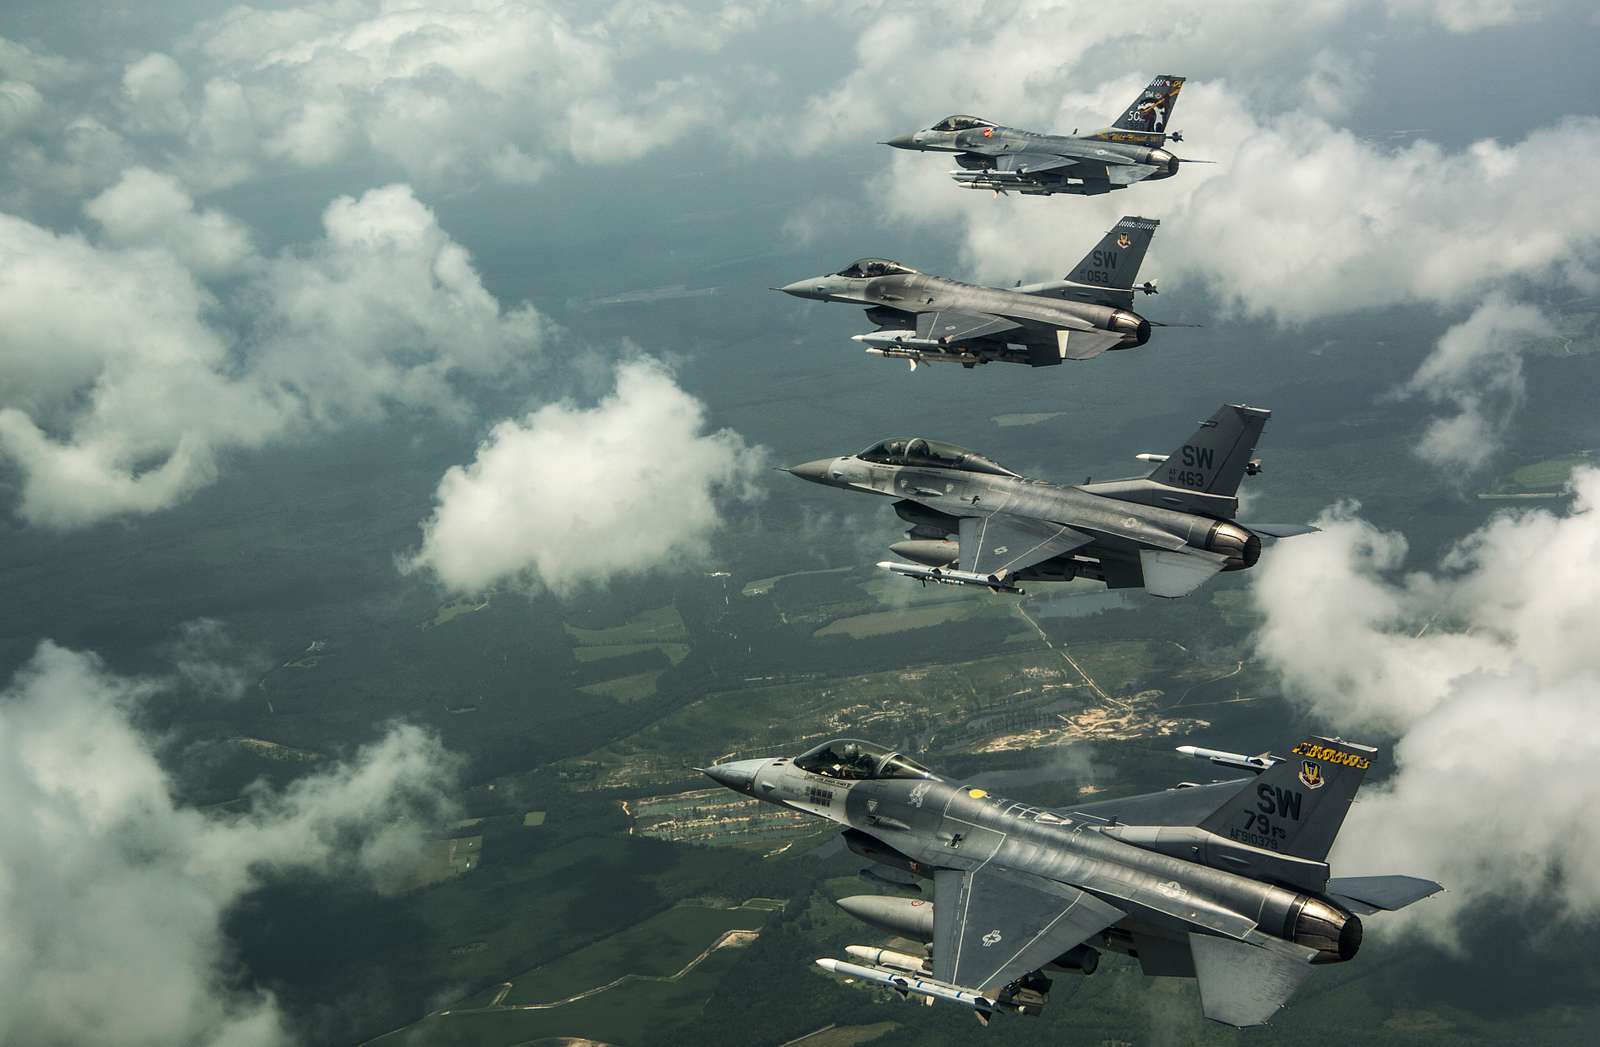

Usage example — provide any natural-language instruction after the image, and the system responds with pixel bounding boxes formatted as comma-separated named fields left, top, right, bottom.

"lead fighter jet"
left=884, top=75, right=1204, bottom=196
left=701, top=736, right=1441, bottom=1027
left=777, top=216, right=1172, bottom=370
left=788, top=403, right=1314, bottom=598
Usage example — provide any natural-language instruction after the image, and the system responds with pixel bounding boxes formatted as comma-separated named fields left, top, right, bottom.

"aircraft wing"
left=914, top=309, right=1020, bottom=344
left=958, top=514, right=1092, bottom=578
left=1137, top=548, right=1228, bottom=598
left=1188, top=933, right=1315, bottom=1027
left=996, top=148, right=1135, bottom=174
left=932, top=865, right=1124, bottom=995
left=1058, top=779, right=1254, bottom=826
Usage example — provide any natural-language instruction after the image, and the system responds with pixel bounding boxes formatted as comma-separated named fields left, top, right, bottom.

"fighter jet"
left=776, top=216, right=1175, bottom=370
left=787, top=403, right=1313, bottom=598
left=883, top=75, right=1205, bottom=196
left=700, top=735, right=1441, bottom=1027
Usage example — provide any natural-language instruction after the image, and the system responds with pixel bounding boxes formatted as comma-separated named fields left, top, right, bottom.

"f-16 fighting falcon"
left=776, top=216, right=1175, bottom=370
left=883, top=75, right=1205, bottom=196
left=700, top=736, right=1441, bottom=1027
left=788, top=404, right=1316, bottom=598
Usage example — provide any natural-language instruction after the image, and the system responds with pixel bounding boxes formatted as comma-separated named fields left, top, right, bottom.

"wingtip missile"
left=1176, top=744, right=1279, bottom=773
left=878, top=561, right=1023, bottom=594
left=815, top=957, right=1000, bottom=1015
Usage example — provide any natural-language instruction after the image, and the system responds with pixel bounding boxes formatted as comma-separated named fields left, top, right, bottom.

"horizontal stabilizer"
left=1189, top=932, right=1313, bottom=1027
left=996, top=152, right=1092, bottom=175
left=1242, top=522, right=1320, bottom=539
left=1326, top=875, right=1444, bottom=915
left=1138, top=548, right=1226, bottom=598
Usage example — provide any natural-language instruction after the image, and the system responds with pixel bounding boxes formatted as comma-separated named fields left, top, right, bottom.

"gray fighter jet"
left=700, top=736, right=1441, bottom=1027
left=787, top=403, right=1313, bottom=598
left=884, top=76, right=1206, bottom=196
left=777, top=216, right=1173, bottom=370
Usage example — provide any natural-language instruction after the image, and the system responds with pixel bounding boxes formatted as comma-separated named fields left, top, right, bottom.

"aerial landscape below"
left=1, top=3, right=1599, bottom=1046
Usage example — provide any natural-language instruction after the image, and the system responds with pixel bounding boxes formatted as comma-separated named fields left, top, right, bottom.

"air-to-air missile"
left=882, top=76, right=1207, bottom=197
left=775, top=216, right=1179, bottom=371
left=701, top=737, right=1441, bottom=1028
left=786, top=403, right=1316, bottom=599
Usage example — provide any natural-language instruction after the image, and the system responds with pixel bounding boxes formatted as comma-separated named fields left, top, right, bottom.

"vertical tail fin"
left=1148, top=404, right=1269, bottom=501
left=1091, top=75, right=1185, bottom=144
left=1065, top=216, right=1158, bottom=291
left=1199, top=737, right=1375, bottom=862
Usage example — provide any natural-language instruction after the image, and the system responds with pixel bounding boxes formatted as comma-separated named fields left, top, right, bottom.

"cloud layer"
left=0, top=181, right=539, bottom=528
left=1250, top=471, right=1600, bottom=935
left=0, top=641, right=459, bottom=1047
left=407, top=358, right=764, bottom=593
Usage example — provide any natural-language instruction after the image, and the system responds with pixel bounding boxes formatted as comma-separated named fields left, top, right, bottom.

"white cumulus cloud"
left=84, top=166, right=253, bottom=277
left=407, top=358, right=764, bottom=593
left=0, top=181, right=542, bottom=528
left=1402, top=296, right=1554, bottom=471
left=1250, top=470, right=1600, bottom=936
left=0, top=641, right=460, bottom=1047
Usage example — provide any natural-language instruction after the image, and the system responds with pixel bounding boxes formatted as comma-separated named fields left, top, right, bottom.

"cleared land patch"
left=564, top=605, right=687, bottom=646
left=630, top=786, right=816, bottom=850
left=577, top=669, right=664, bottom=703
left=813, top=601, right=980, bottom=638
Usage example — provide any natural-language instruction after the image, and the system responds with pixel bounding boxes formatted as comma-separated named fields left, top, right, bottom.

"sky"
left=3, top=1, right=1600, bottom=1043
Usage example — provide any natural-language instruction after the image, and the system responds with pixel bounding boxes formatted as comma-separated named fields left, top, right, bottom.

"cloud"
left=0, top=79, right=45, bottom=138
left=162, top=619, right=266, bottom=701
left=0, top=34, right=83, bottom=89
left=248, top=184, right=543, bottom=424
left=877, top=101, right=1600, bottom=322
left=741, top=3, right=1596, bottom=324
left=120, top=52, right=192, bottom=137
left=0, top=182, right=542, bottom=528
left=1250, top=470, right=1600, bottom=935
left=84, top=166, right=253, bottom=277
left=75, top=1, right=761, bottom=189
left=1401, top=296, right=1553, bottom=470
left=0, top=211, right=284, bottom=528
left=0, top=641, right=460, bottom=1047
left=406, top=357, right=764, bottom=593
left=1385, top=0, right=1560, bottom=32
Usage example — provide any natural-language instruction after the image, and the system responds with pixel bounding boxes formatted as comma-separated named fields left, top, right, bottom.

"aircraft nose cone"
left=881, top=133, right=920, bottom=150
left=699, top=758, right=765, bottom=795
left=786, top=458, right=834, bottom=485
left=776, top=279, right=823, bottom=300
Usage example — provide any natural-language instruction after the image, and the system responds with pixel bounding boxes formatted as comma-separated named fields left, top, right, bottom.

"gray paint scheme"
left=884, top=76, right=1201, bottom=196
left=788, top=403, right=1314, bottom=598
left=776, top=216, right=1166, bottom=370
left=700, top=735, right=1442, bottom=1027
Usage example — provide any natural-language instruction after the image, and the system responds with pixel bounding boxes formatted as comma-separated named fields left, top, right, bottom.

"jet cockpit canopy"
left=930, top=115, right=996, bottom=132
left=855, top=437, right=1018, bottom=477
left=793, top=738, right=937, bottom=782
left=835, top=258, right=919, bottom=279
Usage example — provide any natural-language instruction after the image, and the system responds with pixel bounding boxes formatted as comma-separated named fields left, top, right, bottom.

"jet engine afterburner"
left=1287, top=896, right=1362, bottom=964
left=1204, top=520, right=1261, bottom=571
left=1108, top=310, right=1152, bottom=346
